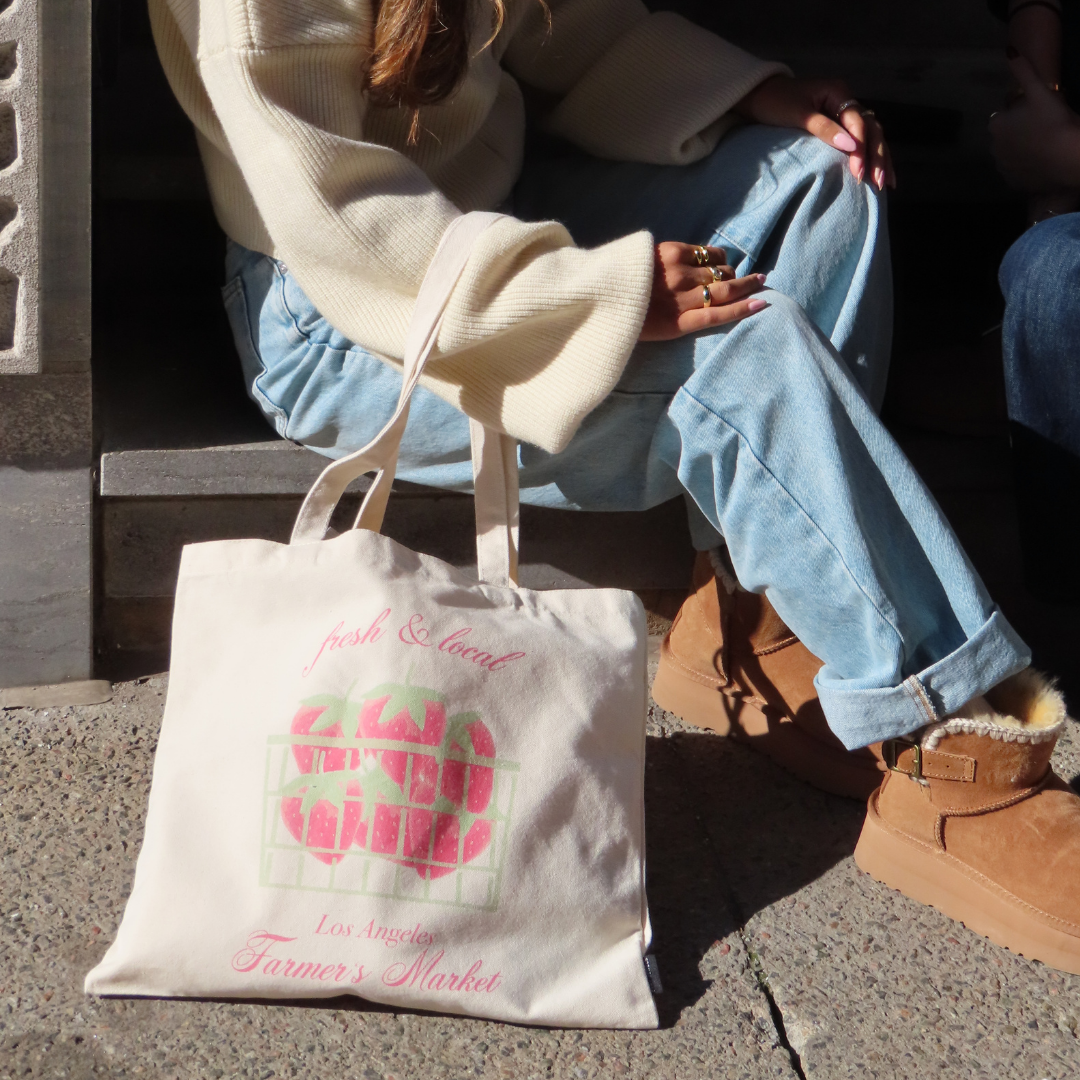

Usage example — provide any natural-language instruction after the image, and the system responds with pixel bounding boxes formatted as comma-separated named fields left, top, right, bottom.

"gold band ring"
left=702, top=285, right=712, bottom=308
left=693, top=245, right=710, bottom=267
left=709, top=265, right=725, bottom=282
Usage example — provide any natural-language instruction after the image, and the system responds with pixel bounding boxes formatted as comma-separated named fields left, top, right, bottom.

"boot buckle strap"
left=883, top=738, right=923, bottom=780
left=882, top=739, right=976, bottom=782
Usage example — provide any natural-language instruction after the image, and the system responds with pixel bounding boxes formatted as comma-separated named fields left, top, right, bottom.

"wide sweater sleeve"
left=153, top=0, right=654, bottom=454
left=502, top=0, right=790, bottom=164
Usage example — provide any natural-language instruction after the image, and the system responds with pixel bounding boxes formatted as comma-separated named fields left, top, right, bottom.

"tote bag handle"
left=289, top=212, right=520, bottom=588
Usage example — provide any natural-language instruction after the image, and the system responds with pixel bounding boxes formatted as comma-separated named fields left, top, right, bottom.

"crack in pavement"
left=743, top=939, right=808, bottom=1080
left=668, top=732, right=808, bottom=1078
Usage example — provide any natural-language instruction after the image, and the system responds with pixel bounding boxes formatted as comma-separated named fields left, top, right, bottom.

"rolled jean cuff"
left=815, top=609, right=1032, bottom=750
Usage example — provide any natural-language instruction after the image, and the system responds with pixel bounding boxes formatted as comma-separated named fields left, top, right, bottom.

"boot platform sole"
left=650, top=641, right=734, bottom=736
left=651, top=638, right=883, bottom=801
left=856, top=791, right=1080, bottom=975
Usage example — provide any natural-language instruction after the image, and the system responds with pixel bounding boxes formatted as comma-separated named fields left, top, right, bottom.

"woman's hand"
left=990, top=54, right=1080, bottom=195
left=734, top=76, right=896, bottom=191
left=639, top=242, right=768, bottom=342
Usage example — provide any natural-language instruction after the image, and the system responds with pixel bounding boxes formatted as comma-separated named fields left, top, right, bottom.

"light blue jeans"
left=224, top=125, right=1029, bottom=749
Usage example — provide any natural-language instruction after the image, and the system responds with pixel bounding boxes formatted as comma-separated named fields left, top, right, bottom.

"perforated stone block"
left=0, top=0, right=38, bottom=372
left=0, top=0, right=90, bottom=373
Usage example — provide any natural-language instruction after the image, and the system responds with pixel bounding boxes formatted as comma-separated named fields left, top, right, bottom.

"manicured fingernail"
left=747, top=299, right=768, bottom=313
left=1006, top=45, right=1019, bottom=59
left=857, top=164, right=865, bottom=183
left=833, top=131, right=857, bottom=152
left=755, top=274, right=767, bottom=284
left=874, top=167, right=885, bottom=190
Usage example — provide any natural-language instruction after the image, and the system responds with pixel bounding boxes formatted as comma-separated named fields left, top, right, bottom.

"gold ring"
left=693, top=245, right=710, bottom=267
left=709, top=265, right=725, bottom=282
left=702, top=285, right=712, bottom=308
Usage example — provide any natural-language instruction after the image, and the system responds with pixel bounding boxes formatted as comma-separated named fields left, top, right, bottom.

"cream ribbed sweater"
left=151, top=0, right=786, bottom=452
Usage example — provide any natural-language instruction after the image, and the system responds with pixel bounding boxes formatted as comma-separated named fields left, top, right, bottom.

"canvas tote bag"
left=86, top=212, right=658, bottom=1029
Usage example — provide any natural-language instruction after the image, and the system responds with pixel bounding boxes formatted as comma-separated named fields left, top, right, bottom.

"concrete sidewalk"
left=3, top=672, right=1080, bottom=1079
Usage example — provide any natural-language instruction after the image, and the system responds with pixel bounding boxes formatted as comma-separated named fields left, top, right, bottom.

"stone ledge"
left=99, top=442, right=386, bottom=498
left=0, top=678, right=111, bottom=707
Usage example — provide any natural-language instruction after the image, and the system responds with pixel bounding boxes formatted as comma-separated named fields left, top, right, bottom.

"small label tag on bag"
left=643, top=954, right=663, bottom=994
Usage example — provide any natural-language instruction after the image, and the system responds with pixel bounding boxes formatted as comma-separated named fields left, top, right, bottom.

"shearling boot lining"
left=922, top=668, right=1067, bottom=751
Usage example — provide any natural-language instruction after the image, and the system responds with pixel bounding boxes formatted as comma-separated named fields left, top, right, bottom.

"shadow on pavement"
left=643, top=730, right=866, bottom=1025
left=644, top=735, right=738, bottom=1026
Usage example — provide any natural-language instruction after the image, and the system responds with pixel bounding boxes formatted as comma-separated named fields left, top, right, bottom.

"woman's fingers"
left=684, top=265, right=737, bottom=287
left=676, top=273, right=765, bottom=313
left=858, top=115, right=895, bottom=190
left=680, top=243, right=727, bottom=267
left=804, top=109, right=859, bottom=158
left=834, top=107, right=895, bottom=190
left=705, top=265, right=738, bottom=284
left=817, top=107, right=895, bottom=191
left=657, top=241, right=728, bottom=268
left=677, top=294, right=770, bottom=334
left=833, top=105, right=868, bottom=179
left=641, top=242, right=766, bottom=341
left=837, top=106, right=867, bottom=182
left=733, top=78, right=896, bottom=190
left=814, top=87, right=894, bottom=191
left=877, top=123, right=897, bottom=189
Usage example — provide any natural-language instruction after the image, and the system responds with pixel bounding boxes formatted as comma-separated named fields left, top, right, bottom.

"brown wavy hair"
left=366, top=0, right=506, bottom=141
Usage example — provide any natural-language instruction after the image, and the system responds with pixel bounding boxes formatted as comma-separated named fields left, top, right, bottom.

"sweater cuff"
left=422, top=220, right=655, bottom=454
left=546, top=11, right=790, bottom=165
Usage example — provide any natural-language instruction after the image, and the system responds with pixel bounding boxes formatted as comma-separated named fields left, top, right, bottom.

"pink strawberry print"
left=289, top=704, right=360, bottom=774
left=279, top=678, right=500, bottom=879
left=356, top=688, right=497, bottom=879
left=280, top=695, right=367, bottom=864
left=280, top=779, right=366, bottom=865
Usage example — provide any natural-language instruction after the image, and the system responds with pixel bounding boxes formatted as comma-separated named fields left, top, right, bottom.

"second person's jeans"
left=1000, top=213, right=1080, bottom=600
left=223, top=125, right=1030, bottom=750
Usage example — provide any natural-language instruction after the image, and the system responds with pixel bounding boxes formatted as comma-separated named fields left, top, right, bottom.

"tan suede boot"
left=651, top=550, right=887, bottom=799
left=855, top=669, right=1080, bottom=974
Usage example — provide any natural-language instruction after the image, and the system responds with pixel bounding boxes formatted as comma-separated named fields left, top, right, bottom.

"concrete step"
left=99, top=441, right=346, bottom=498
left=95, top=445, right=695, bottom=679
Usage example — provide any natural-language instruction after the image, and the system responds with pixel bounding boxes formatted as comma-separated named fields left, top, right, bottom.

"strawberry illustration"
left=352, top=682, right=498, bottom=879
left=289, top=699, right=360, bottom=774
left=280, top=692, right=367, bottom=864
left=280, top=777, right=366, bottom=865
left=279, top=677, right=500, bottom=878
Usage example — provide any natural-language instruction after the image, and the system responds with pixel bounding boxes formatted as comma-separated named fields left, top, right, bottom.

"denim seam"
left=223, top=275, right=290, bottom=436
left=272, top=260, right=340, bottom=350
left=678, top=384, right=906, bottom=653
left=902, top=674, right=939, bottom=728
left=711, top=228, right=757, bottom=266
left=272, top=261, right=316, bottom=348
left=707, top=143, right=830, bottom=262
left=263, top=261, right=354, bottom=443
